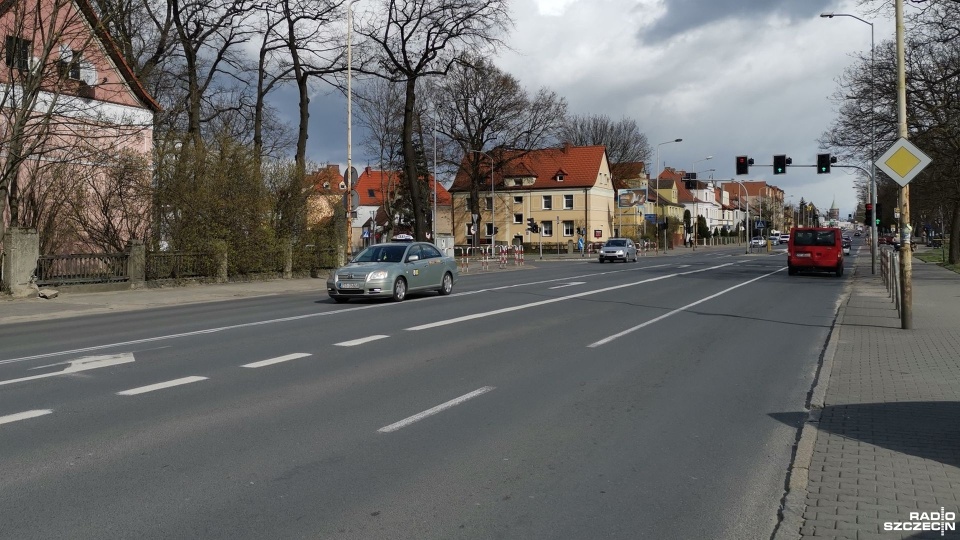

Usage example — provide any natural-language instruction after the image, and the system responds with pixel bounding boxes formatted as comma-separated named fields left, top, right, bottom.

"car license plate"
left=339, top=282, right=361, bottom=289
left=796, top=253, right=811, bottom=258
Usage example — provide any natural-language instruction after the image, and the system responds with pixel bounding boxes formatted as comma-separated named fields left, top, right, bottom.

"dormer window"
left=339, top=181, right=346, bottom=190
left=323, top=181, right=330, bottom=189
left=367, top=189, right=375, bottom=197
left=556, top=174, right=564, bottom=182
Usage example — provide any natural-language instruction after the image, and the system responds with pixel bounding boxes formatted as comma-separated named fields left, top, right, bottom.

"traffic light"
left=773, top=155, right=787, bottom=174
left=875, top=203, right=882, bottom=225
left=817, top=153, right=832, bottom=174
left=736, top=156, right=750, bottom=175
left=864, top=203, right=873, bottom=226
left=526, top=217, right=536, bottom=232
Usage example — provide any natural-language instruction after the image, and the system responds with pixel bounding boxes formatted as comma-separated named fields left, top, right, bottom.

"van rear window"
left=794, top=230, right=836, bottom=246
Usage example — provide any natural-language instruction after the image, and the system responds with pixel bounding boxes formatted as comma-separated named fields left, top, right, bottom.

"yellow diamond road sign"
left=875, top=138, right=932, bottom=187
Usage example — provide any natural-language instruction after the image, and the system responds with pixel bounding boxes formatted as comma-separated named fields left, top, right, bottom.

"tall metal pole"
left=432, top=119, right=437, bottom=242
left=655, top=138, right=682, bottom=254
left=896, top=0, right=912, bottom=329
left=691, top=156, right=712, bottom=251
left=820, top=12, right=878, bottom=274
left=344, top=0, right=360, bottom=263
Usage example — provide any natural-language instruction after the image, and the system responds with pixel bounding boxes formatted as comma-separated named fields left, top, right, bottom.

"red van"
left=787, top=227, right=844, bottom=277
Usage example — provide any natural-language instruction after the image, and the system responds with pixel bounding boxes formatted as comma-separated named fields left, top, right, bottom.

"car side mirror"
left=407, top=255, right=420, bottom=262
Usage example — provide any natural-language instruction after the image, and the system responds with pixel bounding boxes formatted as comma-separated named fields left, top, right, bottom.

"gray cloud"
left=640, top=0, right=835, bottom=44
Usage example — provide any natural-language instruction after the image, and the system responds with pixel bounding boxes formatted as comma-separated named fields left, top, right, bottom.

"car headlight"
left=367, top=270, right=389, bottom=281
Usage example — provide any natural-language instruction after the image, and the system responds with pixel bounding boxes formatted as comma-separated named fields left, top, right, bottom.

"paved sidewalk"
left=781, top=249, right=960, bottom=540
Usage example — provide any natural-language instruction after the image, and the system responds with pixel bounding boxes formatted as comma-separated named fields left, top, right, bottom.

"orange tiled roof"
left=355, top=167, right=450, bottom=206
left=448, top=145, right=607, bottom=192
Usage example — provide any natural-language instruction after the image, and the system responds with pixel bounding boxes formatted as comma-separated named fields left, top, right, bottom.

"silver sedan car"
left=327, top=242, right=458, bottom=303
left=598, top=238, right=638, bottom=263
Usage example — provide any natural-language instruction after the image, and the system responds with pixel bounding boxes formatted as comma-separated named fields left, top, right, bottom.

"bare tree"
left=1, top=0, right=153, bottom=250
left=427, top=56, right=567, bottom=241
left=355, top=77, right=404, bottom=236
left=560, top=114, right=651, bottom=168
left=356, top=0, right=511, bottom=241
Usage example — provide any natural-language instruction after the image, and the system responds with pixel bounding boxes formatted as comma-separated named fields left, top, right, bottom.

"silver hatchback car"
left=327, top=242, right=458, bottom=303
left=599, top=238, right=638, bottom=263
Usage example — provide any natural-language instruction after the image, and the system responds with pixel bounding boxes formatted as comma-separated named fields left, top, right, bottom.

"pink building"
left=1, top=0, right=160, bottom=253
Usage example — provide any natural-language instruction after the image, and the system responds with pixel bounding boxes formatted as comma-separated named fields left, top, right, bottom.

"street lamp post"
left=432, top=119, right=438, bottom=243
left=723, top=180, right=750, bottom=254
left=655, top=138, right=682, bottom=253
left=821, top=11, right=877, bottom=275
left=468, top=149, right=494, bottom=252
left=344, top=0, right=360, bottom=264
left=691, top=156, right=713, bottom=250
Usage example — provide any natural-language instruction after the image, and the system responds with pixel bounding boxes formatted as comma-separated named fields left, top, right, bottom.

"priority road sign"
left=875, top=138, right=932, bottom=187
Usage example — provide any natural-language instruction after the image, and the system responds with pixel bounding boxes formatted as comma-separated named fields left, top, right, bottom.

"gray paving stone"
left=792, top=252, right=960, bottom=540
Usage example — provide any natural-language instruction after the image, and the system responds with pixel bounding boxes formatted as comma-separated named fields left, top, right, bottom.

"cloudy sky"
left=301, top=0, right=900, bottom=219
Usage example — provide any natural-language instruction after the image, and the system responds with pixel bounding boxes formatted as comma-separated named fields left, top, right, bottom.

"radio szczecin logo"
left=884, top=508, right=956, bottom=535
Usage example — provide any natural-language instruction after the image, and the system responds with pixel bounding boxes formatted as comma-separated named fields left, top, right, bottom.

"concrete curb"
left=770, top=256, right=857, bottom=540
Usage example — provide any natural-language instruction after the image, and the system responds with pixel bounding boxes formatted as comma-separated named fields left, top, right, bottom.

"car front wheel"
left=438, top=272, right=453, bottom=296
left=392, top=277, right=407, bottom=302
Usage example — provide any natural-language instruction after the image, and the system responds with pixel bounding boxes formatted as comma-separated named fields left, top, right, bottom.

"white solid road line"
left=589, top=267, right=786, bottom=347
left=241, top=353, right=312, bottom=368
left=407, top=263, right=736, bottom=332
left=0, top=409, right=53, bottom=426
left=335, top=335, right=390, bottom=347
left=116, top=376, right=208, bottom=396
left=378, top=386, right=495, bottom=433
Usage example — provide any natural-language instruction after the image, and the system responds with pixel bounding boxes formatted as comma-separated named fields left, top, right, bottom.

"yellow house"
left=447, top=144, right=617, bottom=247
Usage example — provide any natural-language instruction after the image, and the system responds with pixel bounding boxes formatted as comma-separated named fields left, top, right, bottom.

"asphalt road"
left=0, top=243, right=850, bottom=539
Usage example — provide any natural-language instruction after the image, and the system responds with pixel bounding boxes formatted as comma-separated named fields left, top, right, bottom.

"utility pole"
left=896, top=0, right=912, bottom=329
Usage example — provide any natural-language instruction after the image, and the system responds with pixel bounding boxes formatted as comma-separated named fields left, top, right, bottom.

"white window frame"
left=513, top=196, right=523, bottom=205
left=542, top=195, right=552, bottom=210
left=485, top=196, right=493, bottom=211
left=485, top=222, right=494, bottom=237
left=542, top=221, right=553, bottom=237
left=513, top=213, right=523, bottom=224
left=563, top=194, right=574, bottom=210
left=563, top=221, right=574, bottom=237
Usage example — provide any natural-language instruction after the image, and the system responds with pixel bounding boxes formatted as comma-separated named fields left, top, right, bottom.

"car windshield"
left=606, top=239, right=627, bottom=247
left=352, top=244, right=408, bottom=263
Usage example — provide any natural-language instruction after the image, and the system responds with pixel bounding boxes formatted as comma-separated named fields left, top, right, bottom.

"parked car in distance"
left=788, top=227, right=844, bottom=277
left=327, top=242, right=457, bottom=303
left=599, top=238, right=637, bottom=263
left=779, top=233, right=790, bottom=244
left=842, top=236, right=852, bottom=255
left=750, top=236, right=766, bottom=247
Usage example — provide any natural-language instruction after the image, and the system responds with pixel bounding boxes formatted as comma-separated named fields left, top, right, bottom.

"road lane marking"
left=452, top=263, right=674, bottom=296
left=408, top=263, right=736, bottom=331
left=589, top=267, right=786, bottom=347
left=378, top=386, right=495, bottom=433
left=0, top=353, right=136, bottom=387
left=117, top=376, right=207, bottom=396
left=335, top=335, right=389, bottom=347
left=549, top=282, right=585, bottom=289
left=241, top=353, right=311, bottom=368
left=0, top=409, right=53, bottom=426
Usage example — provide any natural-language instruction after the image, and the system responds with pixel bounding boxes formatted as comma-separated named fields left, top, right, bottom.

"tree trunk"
left=401, top=78, right=426, bottom=241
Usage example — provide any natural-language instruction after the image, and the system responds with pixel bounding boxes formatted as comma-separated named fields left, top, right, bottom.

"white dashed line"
left=378, top=386, right=496, bottom=433
left=335, top=335, right=390, bottom=347
left=117, top=376, right=208, bottom=396
left=0, top=409, right=53, bottom=426
left=242, top=353, right=312, bottom=368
